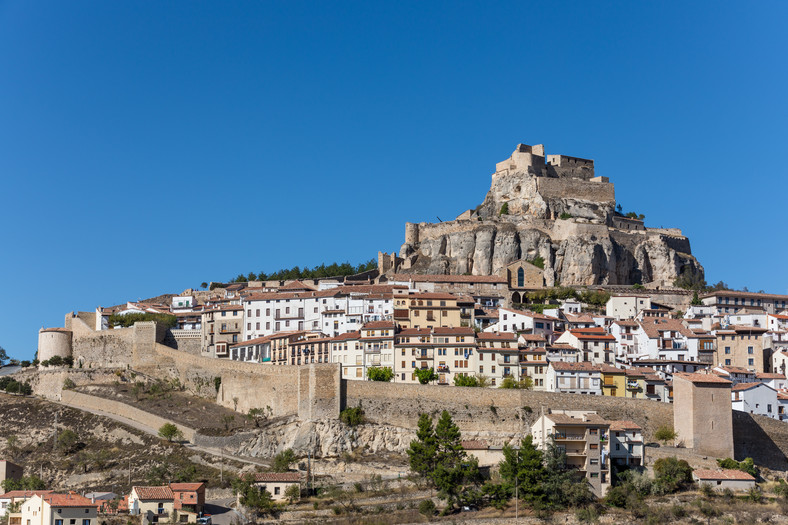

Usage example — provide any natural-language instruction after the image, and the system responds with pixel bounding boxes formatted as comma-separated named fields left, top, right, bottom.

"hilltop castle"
left=380, top=143, right=704, bottom=288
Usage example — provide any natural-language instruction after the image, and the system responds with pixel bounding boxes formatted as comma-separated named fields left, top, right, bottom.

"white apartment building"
left=605, top=295, right=651, bottom=320
left=731, top=382, right=778, bottom=419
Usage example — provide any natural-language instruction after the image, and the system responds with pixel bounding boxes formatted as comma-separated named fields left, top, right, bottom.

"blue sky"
left=1, top=1, right=786, bottom=360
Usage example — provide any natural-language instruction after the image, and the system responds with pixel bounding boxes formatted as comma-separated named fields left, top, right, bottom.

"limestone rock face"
left=387, top=143, right=704, bottom=287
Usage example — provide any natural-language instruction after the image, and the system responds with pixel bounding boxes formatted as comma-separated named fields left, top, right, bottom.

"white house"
left=633, top=318, right=700, bottom=362
left=0, top=491, right=53, bottom=518
left=605, top=295, right=651, bottom=320
left=546, top=361, right=602, bottom=395
left=610, top=320, right=640, bottom=362
left=554, top=328, right=616, bottom=365
left=731, top=382, right=778, bottom=419
left=693, top=470, right=756, bottom=492
left=755, top=372, right=787, bottom=391
left=608, top=420, right=644, bottom=468
left=489, top=308, right=555, bottom=339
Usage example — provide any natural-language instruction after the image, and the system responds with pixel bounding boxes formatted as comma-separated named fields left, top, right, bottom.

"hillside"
left=0, top=392, right=240, bottom=494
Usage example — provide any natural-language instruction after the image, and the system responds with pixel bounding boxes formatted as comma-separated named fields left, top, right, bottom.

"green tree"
left=499, top=203, right=509, bottom=215
left=271, top=449, right=296, bottom=473
left=418, top=499, right=436, bottom=518
left=654, top=425, right=677, bottom=444
left=408, top=413, right=438, bottom=481
left=691, top=291, right=702, bottom=305
left=0, top=346, right=8, bottom=366
left=57, top=429, right=79, bottom=454
left=453, top=374, right=479, bottom=387
left=340, top=405, right=365, bottom=426
left=146, top=463, right=171, bottom=485
left=158, top=423, right=183, bottom=442
left=541, top=440, right=594, bottom=509
left=499, top=435, right=545, bottom=504
left=366, top=366, right=394, bottom=382
left=200, top=282, right=208, bottom=289
left=246, top=406, right=273, bottom=427
left=653, top=457, right=693, bottom=494
left=414, top=367, right=438, bottom=385
left=430, top=411, right=481, bottom=510
left=284, top=484, right=300, bottom=504
left=232, top=474, right=276, bottom=516
left=717, top=457, right=758, bottom=478
left=499, top=376, right=533, bottom=390
left=1, top=476, right=45, bottom=492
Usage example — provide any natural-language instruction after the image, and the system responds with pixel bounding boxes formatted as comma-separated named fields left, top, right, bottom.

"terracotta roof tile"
left=132, top=486, right=174, bottom=500
left=1, top=490, right=53, bottom=499
left=253, top=473, right=300, bottom=483
left=609, top=420, right=642, bottom=431
left=461, top=440, right=489, bottom=450
left=674, top=372, right=732, bottom=385
left=169, top=483, right=204, bottom=491
left=693, top=469, right=756, bottom=481
left=43, top=494, right=96, bottom=507
left=550, top=361, right=599, bottom=372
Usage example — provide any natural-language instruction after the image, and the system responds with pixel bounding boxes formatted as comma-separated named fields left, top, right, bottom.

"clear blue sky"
left=1, top=1, right=786, bottom=361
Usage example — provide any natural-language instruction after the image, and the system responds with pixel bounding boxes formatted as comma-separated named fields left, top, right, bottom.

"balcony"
left=275, top=313, right=303, bottom=320
left=365, top=345, right=383, bottom=353
left=497, top=356, right=516, bottom=366
left=437, top=365, right=450, bottom=373
left=394, top=309, right=409, bottom=319
left=554, top=433, right=586, bottom=441
left=219, top=327, right=240, bottom=334
left=626, top=381, right=641, bottom=390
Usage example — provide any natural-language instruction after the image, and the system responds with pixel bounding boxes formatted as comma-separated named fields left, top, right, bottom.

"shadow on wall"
left=732, top=411, right=788, bottom=471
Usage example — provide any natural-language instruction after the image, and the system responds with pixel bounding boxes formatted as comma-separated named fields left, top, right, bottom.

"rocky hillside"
left=390, top=143, right=704, bottom=287
left=0, top=393, right=231, bottom=494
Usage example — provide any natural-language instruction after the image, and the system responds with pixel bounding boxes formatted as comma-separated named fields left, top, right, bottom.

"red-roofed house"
left=170, top=483, right=205, bottom=516
left=693, top=469, right=756, bottom=491
left=17, top=494, right=97, bottom=525
left=252, top=473, right=300, bottom=502
left=128, top=486, right=174, bottom=523
left=0, top=491, right=53, bottom=518
left=554, top=328, right=615, bottom=365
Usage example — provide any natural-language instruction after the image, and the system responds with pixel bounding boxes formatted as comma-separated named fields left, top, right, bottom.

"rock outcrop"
left=382, top=143, right=704, bottom=287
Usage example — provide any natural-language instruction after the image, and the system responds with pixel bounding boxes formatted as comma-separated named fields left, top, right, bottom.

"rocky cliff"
left=386, top=143, right=704, bottom=287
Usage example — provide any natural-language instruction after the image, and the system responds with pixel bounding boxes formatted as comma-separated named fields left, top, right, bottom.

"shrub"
left=340, top=405, right=364, bottom=427
left=272, top=449, right=297, bottom=472
left=654, top=425, right=677, bottom=444
left=418, top=499, right=436, bottom=518
left=108, top=312, right=177, bottom=328
left=499, top=203, right=509, bottom=215
left=653, top=457, right=693, bottom=494
left=366, top=366, right=394, bottom=382
left=559, top=212, right=572, bottom=220
left=63, top=378, right=76, bottom=390
left=528, top=255, right=545, bottom=269
left=158, top=423, right=183, bottom=442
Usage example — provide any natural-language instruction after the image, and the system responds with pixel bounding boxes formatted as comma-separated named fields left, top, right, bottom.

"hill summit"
left=379, top=143, right=704, bottom=287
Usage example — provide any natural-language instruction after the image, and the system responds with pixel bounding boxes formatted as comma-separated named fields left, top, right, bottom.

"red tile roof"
left=550, top=361, right=599, bottom=372
left=253, top=473, right=300, bottom=482
left=756, top=373, right=785, bottom=379
left=43, top=494, right=96, bottom=507
left=478, top=332, right=518, bottom=341
left=674, top=372, right=732, bottom=385
left=609, top=420, right=642, bottom=431
left=169, top=483, right=204, bottom=492
left=693, top=469, right=756, bottom=481
left=1, top=490, right=53, bottom=499
left=461, top=440, right=489, bottom=450
left=362, top=321, right=396, bottom=330
left=132, top=486, right=174, bottom=500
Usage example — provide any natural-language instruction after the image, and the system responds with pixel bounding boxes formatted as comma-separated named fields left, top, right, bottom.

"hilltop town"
left=3, top=144, right=788, bottom=524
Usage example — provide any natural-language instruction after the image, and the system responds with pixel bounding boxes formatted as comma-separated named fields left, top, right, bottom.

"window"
left=274, top=487, right=281, bottom=495
left=83, top=520, right=90, bottom=525
left=749, top=358, right=754, bottom=366
left=748, top=346, right=754, bottom=354
left=56, top=521, right=63, bottom=525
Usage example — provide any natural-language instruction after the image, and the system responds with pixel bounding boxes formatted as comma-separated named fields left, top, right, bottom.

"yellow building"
left=624, top=369, right=648, bottom=399
left=599, top=365, right=627, bottom=397
left=392, top=292, right=462, bottom=329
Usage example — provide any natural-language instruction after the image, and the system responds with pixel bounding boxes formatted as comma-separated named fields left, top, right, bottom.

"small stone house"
left=693, top=469, right=756, bottom=492
left=128, top=487, right=174, bottom=524
left=252, top=473, right=300, bottom=501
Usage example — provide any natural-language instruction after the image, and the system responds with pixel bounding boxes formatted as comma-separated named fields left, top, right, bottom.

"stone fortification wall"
left=535, top=177, right=614, bottom=204
left=16, top=368, right=124, bottom=401
left=140, top=344, right=339, bottom=420
left=345, top=381, right=673, bottom=440
left=167, top=330, right=202, bottom=355
left=73, top=328, right=135, bottom=369
left=550, top=220, right=610, bottom=242
left=59, top=390, right=195, bottom=442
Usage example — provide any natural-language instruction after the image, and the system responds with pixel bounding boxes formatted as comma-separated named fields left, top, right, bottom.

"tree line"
left=221, top=259, right=378, bottom=285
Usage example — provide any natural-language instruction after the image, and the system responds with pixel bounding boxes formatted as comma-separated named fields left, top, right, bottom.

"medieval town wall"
left=535, top=177, right=615, bottom=204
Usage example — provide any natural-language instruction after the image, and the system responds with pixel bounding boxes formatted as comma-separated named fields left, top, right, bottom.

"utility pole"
left=128, top=459, right=131, bottom=486
left=220, top=448, right=224, bottom=484
left=515, top=446, right=519, bottom=520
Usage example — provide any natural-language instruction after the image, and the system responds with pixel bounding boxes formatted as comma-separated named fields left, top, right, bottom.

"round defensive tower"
left=38, top=328, right=73, bottom=362
left=405, top=222, right=420, bottom=245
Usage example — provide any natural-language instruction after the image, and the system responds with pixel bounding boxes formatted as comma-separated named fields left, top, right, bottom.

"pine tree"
left=407, top=413, right=437, bottom=480
left=499, top=435, right=546, bottom=503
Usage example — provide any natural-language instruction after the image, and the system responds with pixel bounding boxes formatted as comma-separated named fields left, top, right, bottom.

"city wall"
left=345, top=380, right=673, bottom=439
left=59, top=389, right=196, bottom=442
left=536, top=177, right=615, bottom=204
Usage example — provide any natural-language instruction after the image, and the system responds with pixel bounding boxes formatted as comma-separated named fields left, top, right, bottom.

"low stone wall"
left=59, top=390, right=196, bottom=442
